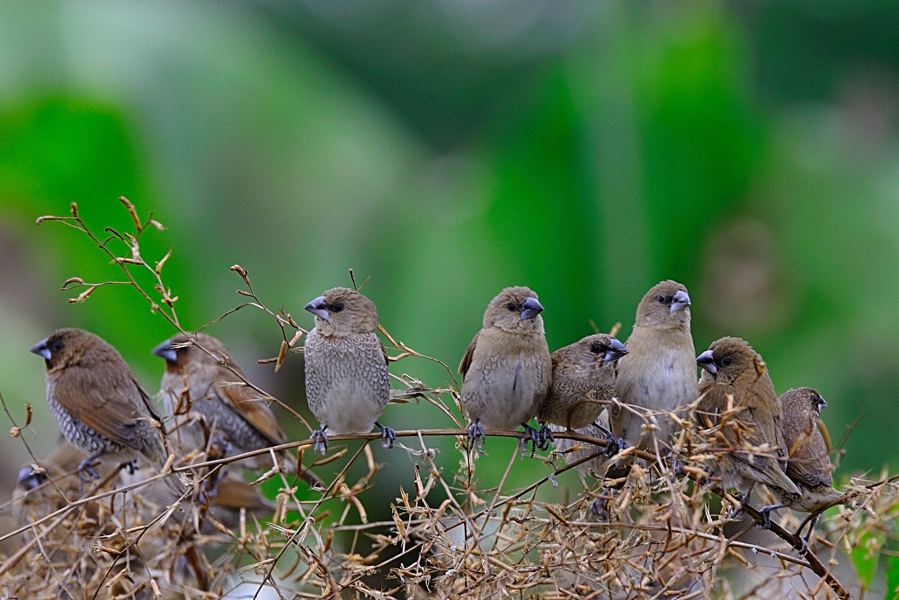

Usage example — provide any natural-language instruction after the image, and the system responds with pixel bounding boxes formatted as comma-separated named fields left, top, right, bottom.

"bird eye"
left=720, top=356, right=733, bottom=367
left=657, top=294, right=668, bottom=304
left=589, top=342, right=604, bottom=354
left=331, top=302, right=345, bottom=313
left=50, top=339, right=63, bottom=352
left=506, top=303, right=518, bottom=312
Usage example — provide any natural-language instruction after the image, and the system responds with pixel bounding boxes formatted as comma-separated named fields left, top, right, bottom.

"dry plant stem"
left=1, top=421, right=852, bottom=598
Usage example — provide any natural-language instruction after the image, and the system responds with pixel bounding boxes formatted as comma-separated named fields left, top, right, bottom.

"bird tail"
left=756, top=460, right=801, bottom=498
left=141, top=431, right=190, bottom=498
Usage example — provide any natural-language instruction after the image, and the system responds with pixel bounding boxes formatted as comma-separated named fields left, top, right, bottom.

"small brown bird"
left=153, top=332, right=311, bottom=480
left=540, top=334, right=628, bottom=431
left=459, top=286, right=552, bottom=452
left=303, top=287, right=392, bottom=453
left=696, top=337, right=800, bottom=524
left=770, top=387, right=845, bottom=545
left=612, top=280, right=698, bottom=453
left=30, top=328, right=185, bottom=495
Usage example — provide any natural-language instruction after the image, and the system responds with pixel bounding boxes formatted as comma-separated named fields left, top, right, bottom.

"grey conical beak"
left=30, top=339, right=51, bottom=361
left=670, top=290, right=691, bottom=315
left=603, top=338, right=628, bottom=363
left=152, top=340, right=178, bottom=363
left=520, top=297, right=544, bottom=321
left=696, top=349, right=716, bottom=375
left=304, top=295, right=330, bottom=322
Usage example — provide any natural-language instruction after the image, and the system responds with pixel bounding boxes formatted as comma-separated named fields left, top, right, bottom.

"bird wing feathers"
left=458, top=330, right=480, bottom=380
left=212, top=367, right=285, bottom=445
left=53, top=365, right=162, bottom=451
left=697, top=382, right=799, bottom=494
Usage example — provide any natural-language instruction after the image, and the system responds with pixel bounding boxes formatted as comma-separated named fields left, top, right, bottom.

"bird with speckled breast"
left=303, top=287, right=393, bottom=453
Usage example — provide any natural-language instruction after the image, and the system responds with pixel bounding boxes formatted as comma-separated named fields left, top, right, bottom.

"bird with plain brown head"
left=303, top=287, right=392, bottom=453
left=30, top=328, right=185, bottom=495
left=152, top=332, right=319, bottom=485
left=541, top=334, right=627, bottom=432
left=696, top=336, right=800, bottom=525
left=612, top=280, right=698, bottom=454
left=772, top=387, right=846, bottom=546
left=459, top=286, right=552, bottom=453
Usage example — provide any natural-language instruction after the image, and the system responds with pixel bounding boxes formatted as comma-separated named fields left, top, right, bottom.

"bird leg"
left=77, top=451, right=103, bottom=482
left=375, top=421, right=396, bottom=449
left=793, top=513, right=820, bottom=553
left=519, top=423, right=541, bottom=457
left=758, top=503, right=785, bottom=529
left=727, top=486, right=753, bottom=519
left=591, top=421, right=628, bottom=458
left=467, top=420, right=486, bottom=453
left=311, top=425, right=329, bottom=455
left=536, top=422, right=554, bottom=451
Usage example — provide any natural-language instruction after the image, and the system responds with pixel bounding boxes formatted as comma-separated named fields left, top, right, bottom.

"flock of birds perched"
left=18, top=279, right=844, bottom=559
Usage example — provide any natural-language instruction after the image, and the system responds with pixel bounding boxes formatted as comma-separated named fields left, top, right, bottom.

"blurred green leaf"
left=852, top=530, right=885, bottom=590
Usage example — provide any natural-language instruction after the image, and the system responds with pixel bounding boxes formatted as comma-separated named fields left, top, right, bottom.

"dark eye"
left=720, top=356, right=733, bottom=367
left=657, top=294, right=668, bottom=304
left=331, top=302, right=345, bottom=313
left=51, top=339, right=64, bottom=352
left=506, top=303, right=518, bottom=312
left=589, top=342, right=604, bottom=354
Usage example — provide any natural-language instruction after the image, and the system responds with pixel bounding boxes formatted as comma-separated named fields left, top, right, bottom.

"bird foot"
left=591, top=421, right=627, bottom=458
left=467, top=421, right=486, bottom=453
left=77, top=457, right=100, bottom=482
left=519, top=423, right=541, bottom=457
left=758, top=503, right=784, bottom=530
left=590, top=492, right=614, bottom=522
left=536, top=423, right=554, bottom=451
left=726, top=492, right=745, bottom=520
left=311, top=426, right=329, bottom=455
left=375, top=422, right=396, bottom=449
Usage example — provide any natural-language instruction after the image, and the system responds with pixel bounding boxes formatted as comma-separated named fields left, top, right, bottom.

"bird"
left=540, top=334, right=627, bottom=431
left=30, top=328, right=186, bottom=495
left=152, top=332, right=319, bottom=487
left=303, top=287, right=392, bottom=454
left=771, top=387, right=846, bottom=546
left=459, top=286, right=552, bottom=453
left=696, top=336, right=800, bottom=525
left=612, top=280, right=697, bottom=456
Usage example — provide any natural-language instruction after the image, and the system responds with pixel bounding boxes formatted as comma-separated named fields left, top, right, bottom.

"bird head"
left=697, top=336, right=764, bottom=385
left=152, top=332, right=233, bottom=372
left=30, top=328, right=105, bottom=371
left=304, top=287, right=380, bottom=337
left=635, top=280, right=692, bottom=329
left=482, top=286, right=545, bottom=334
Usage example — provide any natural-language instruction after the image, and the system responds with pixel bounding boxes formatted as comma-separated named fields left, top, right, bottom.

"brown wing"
left=53, top=364, right=161, bottom=452
left=458, top=330, right=481, bottom=380
left=212, top=366, right=285, bottom=445
left=213, top=477, right=275, bottom=511
left=697, top=383, right=776, bottom=461
left=699, top=381, right=799, bottom=493
left=785, top=416, right=833, bottom=489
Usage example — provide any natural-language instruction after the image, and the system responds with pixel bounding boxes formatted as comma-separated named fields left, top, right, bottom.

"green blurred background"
left=2, top=0, right=898, bottom=524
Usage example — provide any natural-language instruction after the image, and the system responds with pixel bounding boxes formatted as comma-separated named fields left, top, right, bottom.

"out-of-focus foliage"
left=1, top=0, right=899, bottom=594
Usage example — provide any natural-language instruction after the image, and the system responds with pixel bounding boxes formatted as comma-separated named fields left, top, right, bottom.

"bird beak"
left=519, top=297, right=544, bottom=320
left=152, top=340, right=178, bottom=363
left=603, top=338, right=628, bottom=363
left=304, top=296, right=330, bottom=322
left=670, top=290, right=691, bottom=315
left=30, top=339, right=51, bottom=361
left=818, top=396, right=828, bottom=410
left=17, top=465, right=46, bottom=491
left=696, top=350, right=717, bottom=375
